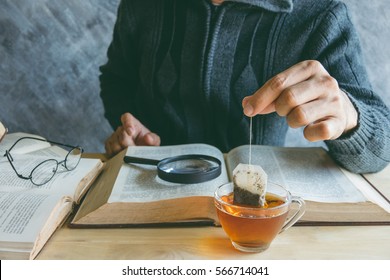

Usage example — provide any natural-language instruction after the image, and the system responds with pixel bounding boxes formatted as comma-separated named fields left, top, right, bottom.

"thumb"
left=242, top=96, right=276, bottom=116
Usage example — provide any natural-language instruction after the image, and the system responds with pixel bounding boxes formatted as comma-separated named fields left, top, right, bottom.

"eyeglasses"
left=4, top=137, right=83, bottom=186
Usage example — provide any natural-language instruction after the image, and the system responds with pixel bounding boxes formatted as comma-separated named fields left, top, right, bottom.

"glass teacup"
left=214, top=182, right=305, bottom=253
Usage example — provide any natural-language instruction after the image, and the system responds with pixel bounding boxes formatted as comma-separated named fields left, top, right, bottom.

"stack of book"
left=0, top=121, right=103, bottom=260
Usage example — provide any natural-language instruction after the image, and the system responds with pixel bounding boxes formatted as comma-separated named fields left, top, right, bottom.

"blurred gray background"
left=0, top=0, right=389, bottom=152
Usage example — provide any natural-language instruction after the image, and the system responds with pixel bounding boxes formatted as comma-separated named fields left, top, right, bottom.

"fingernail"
left=243, top=102, right=254, bottom=116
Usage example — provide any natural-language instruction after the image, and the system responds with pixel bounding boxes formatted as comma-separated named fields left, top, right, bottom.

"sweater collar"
left=218, top=0, right=293, bottom=13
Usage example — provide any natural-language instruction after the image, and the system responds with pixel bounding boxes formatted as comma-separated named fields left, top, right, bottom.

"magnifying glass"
left=123, top=154, right=222, bottom=184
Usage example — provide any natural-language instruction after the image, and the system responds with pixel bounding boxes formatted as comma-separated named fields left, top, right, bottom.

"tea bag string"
left=249, top=116, right=252, bottom=167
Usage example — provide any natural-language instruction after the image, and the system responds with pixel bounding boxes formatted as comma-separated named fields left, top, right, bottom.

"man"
left=100, top=0, right=390, bottom=173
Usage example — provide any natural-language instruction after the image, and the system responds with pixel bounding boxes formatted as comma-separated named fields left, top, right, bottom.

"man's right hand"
left=104, top=113, right=161, bottom=157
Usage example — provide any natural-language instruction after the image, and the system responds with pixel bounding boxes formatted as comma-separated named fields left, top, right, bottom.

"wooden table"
left=36, top=225, right=390, bottom=260
left=37, top=165, right=390, bottom=260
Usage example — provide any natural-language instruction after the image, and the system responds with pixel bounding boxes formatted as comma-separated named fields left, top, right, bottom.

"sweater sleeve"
left=99, top=0, right=138, bottom=129
left=306, top=2, right=390, bottom=173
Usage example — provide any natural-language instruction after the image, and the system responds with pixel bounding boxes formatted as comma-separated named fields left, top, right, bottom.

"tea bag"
left=233, top=163, right=267, bottom=207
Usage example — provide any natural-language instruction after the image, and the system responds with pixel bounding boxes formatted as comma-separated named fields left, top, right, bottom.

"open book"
left=71, top=143, right=390, bottom=227
left=0, top=131, right=104, bottom=260
left=0, top=121, right=7, bottom=142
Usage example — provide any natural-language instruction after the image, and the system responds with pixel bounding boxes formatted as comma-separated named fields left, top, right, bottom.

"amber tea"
left=214, top=182, right=305, bottom=253
left=217, top=193, right=287, bottom=250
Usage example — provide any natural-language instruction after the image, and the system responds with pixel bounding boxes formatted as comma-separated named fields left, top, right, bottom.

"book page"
left=108, top=144, right=229, bottom=203
left=226, top=145, right=367, bottom=203
left=0, top=121, right=6, bottom=142
left=0, top=153, right=102, bottom=200
left=343, top=168, right=390, bottom=212
left=24, top=145, right=68, bottom=157
left=0, top=188, right=65, bottom=244
left=0, top=133, right=49, bottom=155
left=363, top=164, right=390, bottom=204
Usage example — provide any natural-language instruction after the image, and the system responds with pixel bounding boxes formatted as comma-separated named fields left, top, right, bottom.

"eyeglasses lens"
left=31, top=159, right=58, bottom=186
left=65, top=148, right=82, bottom=170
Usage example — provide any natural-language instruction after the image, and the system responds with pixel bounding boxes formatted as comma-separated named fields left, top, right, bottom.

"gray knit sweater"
left=100, top=0, right=390, bottom=173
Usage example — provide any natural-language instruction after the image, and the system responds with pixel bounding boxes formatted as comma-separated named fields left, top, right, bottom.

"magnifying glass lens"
left=124, top=154, right=222, bottom=184
left=160, top=158, right=219, bottom=174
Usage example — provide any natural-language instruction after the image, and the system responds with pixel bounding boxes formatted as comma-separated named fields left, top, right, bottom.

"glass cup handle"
left=280, top=196, right=306, bottom=233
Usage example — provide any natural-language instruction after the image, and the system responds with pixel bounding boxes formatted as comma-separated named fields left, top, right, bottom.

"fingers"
left=278, top=78, right=340, bottom=127
left=243, top=60, right=325, bottom=116
left=121, top=112, right=142, bottom=138
left=104, top=126, right=134, bottom=156
left=104, top=113, right=161, bottom=157
left=242, top=60, right=358, bottom=142
left=121, top=113, right=161, bottom=146
left=138, top=132, right=161, bottom=146
left=303, top=117, right=344, bottom=141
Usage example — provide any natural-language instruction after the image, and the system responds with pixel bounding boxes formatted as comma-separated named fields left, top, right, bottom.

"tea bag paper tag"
left=232, top=163, right=267, bottom=207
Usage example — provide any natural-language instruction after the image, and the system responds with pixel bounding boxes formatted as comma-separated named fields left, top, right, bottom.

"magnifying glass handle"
left=124, top=156, right=160, bottom=166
